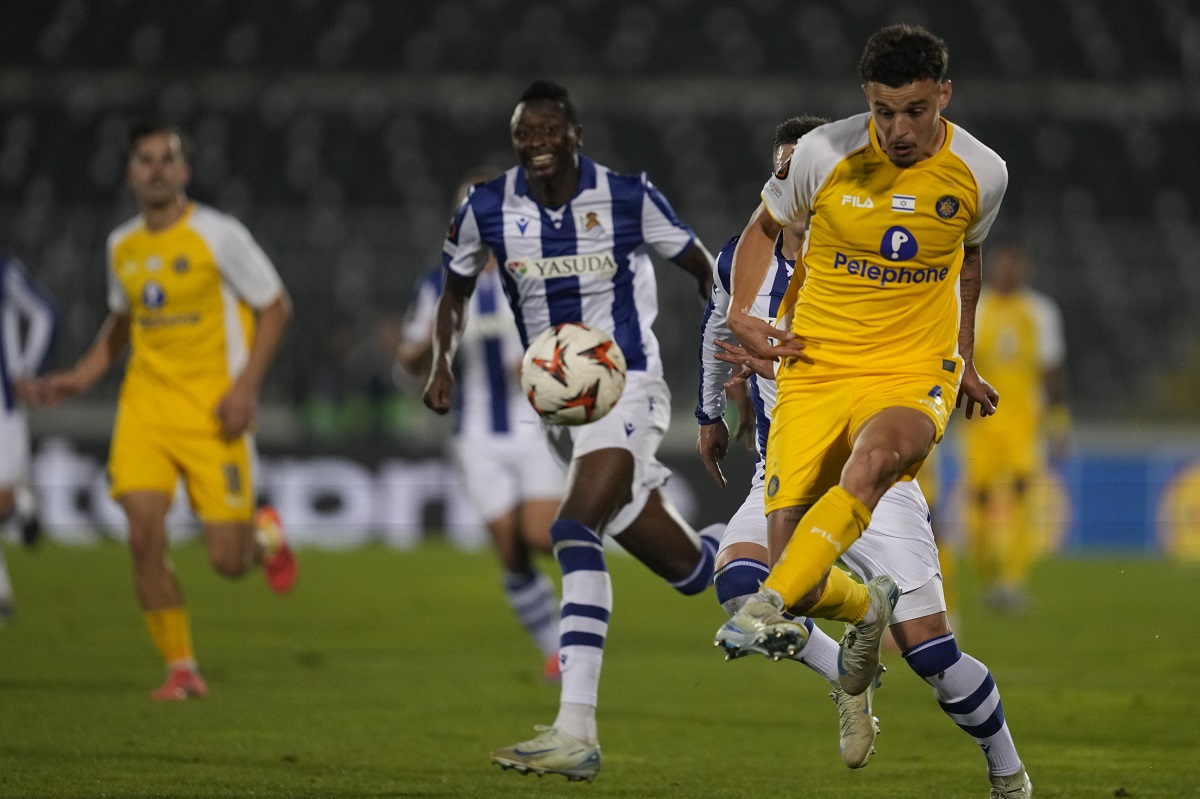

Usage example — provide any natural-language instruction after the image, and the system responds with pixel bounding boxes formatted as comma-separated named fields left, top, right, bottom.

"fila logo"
left=841, top=195, right=874, bottom=208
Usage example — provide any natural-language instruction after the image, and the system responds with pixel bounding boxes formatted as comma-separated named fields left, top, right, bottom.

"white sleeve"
left=402, top=273, right=440, bottom=346
left=641, top=176, right=695, bottom=260
left=760, top=130, right=828, bottom=227
left=443, top=200, right=490, bottom=281
left=953, top=128, right=1010, bottom=247
left=208, top=215, right=285, bottom=309
left=1032, top=292, right=1066, bottom=370
left=3, top=260, right=57, bottom=377
left=696, top=240, right=737, bottom=423
left=106, top=235, right=130, bottom=313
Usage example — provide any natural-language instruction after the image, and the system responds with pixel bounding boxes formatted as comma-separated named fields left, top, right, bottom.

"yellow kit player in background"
left=24, top=123, right=296, bottom=700
left=959, top=239, right=1068, bottom=612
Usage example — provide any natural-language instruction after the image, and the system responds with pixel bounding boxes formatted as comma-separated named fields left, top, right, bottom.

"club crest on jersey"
left=767, top=475, right=780, bottom=497
left=879, top=226, right=919, bottom=261
left=142, top=280, right=165, bottom=309
left=579, top=211, right=604, bottom=236
left=936, top=195, right=960, bottom=219
left=172, top=255, right=189, bottom=273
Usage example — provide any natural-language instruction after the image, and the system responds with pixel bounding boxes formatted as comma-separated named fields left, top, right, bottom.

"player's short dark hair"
left=124, top=121, right=193, bottom=163
left=858, top=24, right=949, bottom=87
left=773, top=115, right=830, bottom=152
left=518, top=80, right=578, bottom=124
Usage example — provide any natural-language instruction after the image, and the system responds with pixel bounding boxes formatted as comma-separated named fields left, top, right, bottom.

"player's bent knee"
left=208, top=548, right=249, bottom=578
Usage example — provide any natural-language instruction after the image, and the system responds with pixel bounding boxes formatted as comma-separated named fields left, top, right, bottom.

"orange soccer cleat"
left=543, top=652, right=562, bottom=683
left=256, top=505, right=297, bottom=595
left=151, top=666, right=208, bottom=701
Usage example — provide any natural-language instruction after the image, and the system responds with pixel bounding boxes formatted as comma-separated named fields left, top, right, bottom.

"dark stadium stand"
left=1, top=0, right=1197, bottom=420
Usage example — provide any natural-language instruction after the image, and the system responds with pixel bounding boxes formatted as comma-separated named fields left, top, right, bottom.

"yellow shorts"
left=959, top=413, right=1041, bottom=489
left=108, top=411, right=256, bottom=523
left=764, top=359, right=961, bottom=513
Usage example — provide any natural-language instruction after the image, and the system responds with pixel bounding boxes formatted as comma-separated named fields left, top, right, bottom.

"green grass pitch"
left=1, top=540, right=1198, bottom=798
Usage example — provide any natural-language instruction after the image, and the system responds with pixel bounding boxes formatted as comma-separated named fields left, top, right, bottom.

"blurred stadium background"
left=3, top=0, right=1200, bottom=555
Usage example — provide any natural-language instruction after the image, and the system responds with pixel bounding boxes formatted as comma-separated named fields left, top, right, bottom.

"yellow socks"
left=764, top=485, right=872, bottom=606
left=807, top=566, right=870, bottom=624
left=144, top=607, right=195, bottom=667
left=1000, top=489, right=1035, bottom=588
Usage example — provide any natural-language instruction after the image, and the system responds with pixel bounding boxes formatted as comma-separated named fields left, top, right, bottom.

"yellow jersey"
left=972, top=287, right=1065, bottom=428
left=762, top=112, right=1007, bottom=373
left=106, top=203, right=283, bottom=432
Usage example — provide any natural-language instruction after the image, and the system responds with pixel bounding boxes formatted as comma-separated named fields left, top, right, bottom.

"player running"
left=24, top=122, right=296, bottom=700
left=424, top=81, right=721, bottom=782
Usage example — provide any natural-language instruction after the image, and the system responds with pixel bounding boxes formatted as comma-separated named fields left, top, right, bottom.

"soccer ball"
left=520, top=323, right=627, bottom=426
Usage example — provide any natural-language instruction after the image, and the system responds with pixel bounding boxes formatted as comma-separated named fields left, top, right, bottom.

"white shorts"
left=453, top=432, right=565, bottom=522
left=567, top=371, right=672, bottom=535
left=0, top=409, right=31, bottom=487
left=718, top=477, right=944, bottom=622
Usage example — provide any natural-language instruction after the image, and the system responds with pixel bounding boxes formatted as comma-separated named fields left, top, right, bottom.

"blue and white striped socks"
left=903, top=633, right=1023, bottom=776
left=669, top=523, right=721, bottom=595
left=549, top=519, right=611, bottom=744
left=502, top=570, right=559, bottom=658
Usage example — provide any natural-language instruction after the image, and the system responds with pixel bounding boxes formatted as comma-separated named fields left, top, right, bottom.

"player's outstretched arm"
left=217, top=292, right=292, bottom=440
left=671, top=239, right=716, bottom=302
left=22, top=312, right=131, bottom=407
left=956, top=245, right=999, bottom=418
left=422, top=272, right=473, bottom=415
left=728, top=204, right=803, bottom=362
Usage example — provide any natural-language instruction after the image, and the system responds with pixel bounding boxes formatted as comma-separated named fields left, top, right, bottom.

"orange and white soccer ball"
left=520, top=323, right=627, bottom=426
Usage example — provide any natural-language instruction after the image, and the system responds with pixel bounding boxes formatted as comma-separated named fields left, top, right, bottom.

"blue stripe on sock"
left=561, top=603, right=611, bottom=623
left=503, top=571, right=537, bottom=590
left=903, top=633, right=962, bottom=678
left=556, top=544, right=605, bottom=573
left=561, top=631, right=606, bottom=649
left=939, top=672, right=998, bottom=715
left=551, top=519, right=601, bottom=545
left=714, top=560, right=769, bottom=606
left=671, top=537, right=715, bottom=596
left=959, top=704, right=1007, bottom=739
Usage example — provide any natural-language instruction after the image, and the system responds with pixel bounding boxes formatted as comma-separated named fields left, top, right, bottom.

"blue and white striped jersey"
left=0, top=256, right=57, bottom=413
left=404, top=265, right=543, bottom=440
left=695, top=235, right=793, bottom=484
left=443, top=156, right=696, bottom=380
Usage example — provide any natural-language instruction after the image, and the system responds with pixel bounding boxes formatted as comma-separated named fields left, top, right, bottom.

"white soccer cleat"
left=829, top=664, right=883, bottom=769
left=490, top=726, right=601, bottom=783
left=989, top=765, right=1033, bottom=798
left=837, top=575, right=900, bottom=696
left=714, top=588, right=809, bottom=661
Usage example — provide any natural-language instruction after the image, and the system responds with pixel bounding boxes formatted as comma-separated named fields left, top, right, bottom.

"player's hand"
left=714, top=339, right=776, bottom=382
left=19, top=371, right=86, bottom=407
left=423, top=365, right=455, bottom=415
left=696, top=420, right=730, bottom=487
left=727, top=311, right=804, bottom=362
left=957, top=363, right=999, bottom=419
left=216, top=382, right=256, bottom=440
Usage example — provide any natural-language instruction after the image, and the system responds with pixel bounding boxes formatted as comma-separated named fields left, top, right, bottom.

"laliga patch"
left=936, top=195, right=960, bottom=219
left=879, top=226, right=919, bottom=261
left=773, top=159, right=790, bottom=180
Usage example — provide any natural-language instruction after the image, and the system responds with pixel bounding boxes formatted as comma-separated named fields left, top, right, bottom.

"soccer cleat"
left=256, top=505, right=297, bottom=595
left=490, top=726, right=601, bottom=782
left=829, top=665, right=884, bottom=769
left=837, top=575, right=900, bottom=696
left=542, top=652, right=562, bottom=683
left=714, top=588, right=809, bottom=661
left=989, top=765, right=1033, bottom=798
left=151, top=666, right=208, bottom=701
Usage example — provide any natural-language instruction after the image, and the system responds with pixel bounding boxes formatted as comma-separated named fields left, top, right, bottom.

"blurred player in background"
left=959, top=238, right=1068, bottom=612
left=398, top=170, right=565, bottom=682
left=425, top=80, right=721, bottom=782
left=700, top=117, right=1030, bottom=787
left=0, top=254, right=58, bottom=623
left=24, top=123, right=296, bottom=699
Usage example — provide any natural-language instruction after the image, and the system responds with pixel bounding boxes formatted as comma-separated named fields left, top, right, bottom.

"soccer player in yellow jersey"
left=713, top=26, right=1028, bottom=796
left=24, top=122, right=296, bottom=700
left=960, top=239, right=1068, bottom=612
